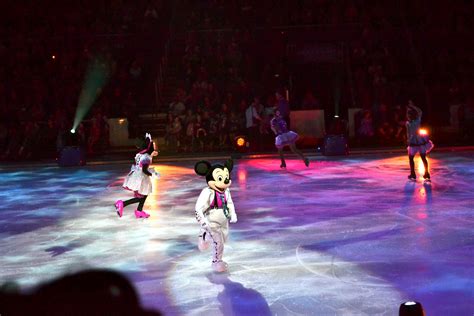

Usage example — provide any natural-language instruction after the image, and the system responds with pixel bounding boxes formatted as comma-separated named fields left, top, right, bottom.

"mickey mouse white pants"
left=204, top=208, right=229, bottom=263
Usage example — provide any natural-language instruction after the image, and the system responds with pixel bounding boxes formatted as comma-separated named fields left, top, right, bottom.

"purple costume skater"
left=270, top=110, right=309, bottom=168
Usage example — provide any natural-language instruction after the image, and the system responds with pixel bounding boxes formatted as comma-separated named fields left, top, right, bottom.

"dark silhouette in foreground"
left=0, top=269, right=162, bottom=316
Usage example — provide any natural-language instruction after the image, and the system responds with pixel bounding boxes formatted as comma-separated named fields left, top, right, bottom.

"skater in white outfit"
left=194, top=159, right=237, bottom=273
left=115, top=133, right=159, bottom=218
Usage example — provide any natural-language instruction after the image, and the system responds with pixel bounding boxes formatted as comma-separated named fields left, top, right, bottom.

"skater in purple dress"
left=270, top=110, right=309, bottom=168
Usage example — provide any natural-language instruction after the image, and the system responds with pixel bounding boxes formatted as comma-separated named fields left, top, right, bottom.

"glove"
left=149, top=168, right=160, bottom=178
left=230, top=213, right=238, bottom=223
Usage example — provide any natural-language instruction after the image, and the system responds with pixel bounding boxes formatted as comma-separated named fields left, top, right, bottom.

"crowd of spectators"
left=346, top=0, right=473, bottom=145
left=162, top=26, right=287, bottom=152
left=164, top=88, right=281, bottom=152
left=0, top=1, right=168, bottom=161
left=2, top=1, right=473, bottom=160
left=180, top=0, right=400, bottom=30
left=160, top=0, right=473, bottom=151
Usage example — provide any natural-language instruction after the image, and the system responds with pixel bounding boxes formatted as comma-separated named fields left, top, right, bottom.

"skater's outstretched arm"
left=148, top=167, right=160, bottom=178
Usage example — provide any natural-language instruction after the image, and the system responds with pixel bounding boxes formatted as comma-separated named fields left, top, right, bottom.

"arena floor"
left=1, top=151, right=473, bottom=315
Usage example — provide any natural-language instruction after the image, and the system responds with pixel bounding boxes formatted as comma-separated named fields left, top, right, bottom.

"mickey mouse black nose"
left=224, top=179, right=229, bottom=184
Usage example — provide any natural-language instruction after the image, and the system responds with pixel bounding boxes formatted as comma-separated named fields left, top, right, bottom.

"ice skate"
left=212, top=260, right=228, bottom=273
left=115, top=200, right=124, bottom=217
left=135, top=210, right=150, bottom=218
left=423, top=172, right=431, bottom=182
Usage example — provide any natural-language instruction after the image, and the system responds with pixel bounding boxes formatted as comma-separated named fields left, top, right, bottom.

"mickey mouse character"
left=194, top=159, right=237, bottom=272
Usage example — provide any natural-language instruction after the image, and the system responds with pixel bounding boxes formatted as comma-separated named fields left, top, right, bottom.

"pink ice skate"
left=115, top=200, right=124, bottom=217
left=135, top=210, right=150, bottom=218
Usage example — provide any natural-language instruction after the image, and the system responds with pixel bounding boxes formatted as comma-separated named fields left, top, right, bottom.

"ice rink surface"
left=1, top=151, right=473, bottom=315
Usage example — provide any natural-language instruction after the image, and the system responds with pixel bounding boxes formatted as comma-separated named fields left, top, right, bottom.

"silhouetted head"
left=138, top=133, right=157, bottom=156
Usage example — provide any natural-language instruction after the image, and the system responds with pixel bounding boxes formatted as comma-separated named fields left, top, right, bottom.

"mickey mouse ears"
left=194, top=159, right=234, bottom=176
left=224, top=159, right=233, bottom=172
left=195, top=161, right=211, bottom=176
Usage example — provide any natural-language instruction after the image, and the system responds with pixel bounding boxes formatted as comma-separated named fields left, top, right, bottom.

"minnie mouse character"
left=115, top=133, right=159, bottom=218
left=194, top=159, right=237, bottom=273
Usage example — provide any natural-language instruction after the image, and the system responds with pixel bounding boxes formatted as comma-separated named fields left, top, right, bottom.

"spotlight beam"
left=72, top=55, right=112, bottom=131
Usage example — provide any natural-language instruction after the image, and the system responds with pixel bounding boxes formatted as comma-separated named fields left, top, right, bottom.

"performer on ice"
left=194, top=159, right=237, bottom=273
left=115, top=133, right=159, bottom=218
left=406, top=100, right=434, bottom=181
left=270, top=110, right=309, bottom=168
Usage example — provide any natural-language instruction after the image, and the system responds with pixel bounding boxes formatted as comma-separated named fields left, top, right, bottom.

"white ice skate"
left=212, top=260, right=228, bottom=273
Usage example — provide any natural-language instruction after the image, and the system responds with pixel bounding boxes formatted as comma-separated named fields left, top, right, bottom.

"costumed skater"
left=270, top=110, right=310, bottom=168
left=194, top=159, right=237, bottom=273
left=406, top=100, right=434, bottom=181
left=115, top=133, right=159, bottom=218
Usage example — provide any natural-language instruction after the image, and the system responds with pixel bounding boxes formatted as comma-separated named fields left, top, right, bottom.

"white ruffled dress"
left=123, top=153, right=153, bottom=196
